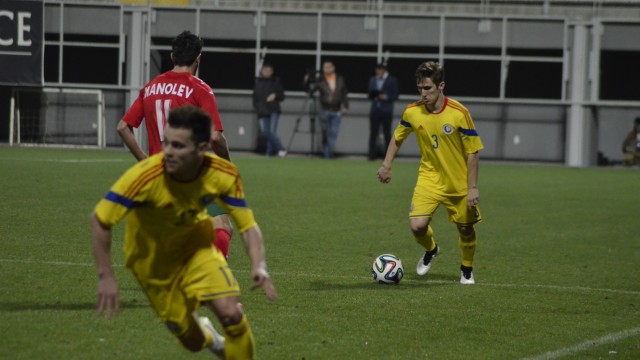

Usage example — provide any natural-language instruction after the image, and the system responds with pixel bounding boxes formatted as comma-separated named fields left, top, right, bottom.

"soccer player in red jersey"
left=116, top=30, right=233, bottom=259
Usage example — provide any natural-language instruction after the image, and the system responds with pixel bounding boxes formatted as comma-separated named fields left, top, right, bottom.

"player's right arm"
left=91, top=212, right=120, bottom=319
left=119, top=90, right=148, bottom=161
left=377, top=137, right=401, bottom=184
left=117, top=119, right=147, bottom=161
left=378, top=111, right=411, bottom=183
left=90, top=161, right=153, bottom=318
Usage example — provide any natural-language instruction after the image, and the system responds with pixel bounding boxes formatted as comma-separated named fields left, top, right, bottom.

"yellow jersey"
left=94, top=153, right=256, bottom=284
left=395, top=97, right=484, bottom=196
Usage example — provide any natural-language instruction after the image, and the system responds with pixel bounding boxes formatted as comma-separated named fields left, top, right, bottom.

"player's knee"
left=206, top=298, right=243, bottom=328
left=457, top=225, right=474, bottom=237
left=409, top=219, right=430, bottom=235
left=218, top=307, right=243, bottom=328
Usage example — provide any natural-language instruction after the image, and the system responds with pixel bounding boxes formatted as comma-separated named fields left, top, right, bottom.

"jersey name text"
left=144, top=83, right=194, bottom=99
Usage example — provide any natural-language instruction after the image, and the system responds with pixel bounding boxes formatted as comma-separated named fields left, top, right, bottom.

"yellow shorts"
left=134, top=246, right=241, bottom=337
left=409, top=185, right=482, bottom=225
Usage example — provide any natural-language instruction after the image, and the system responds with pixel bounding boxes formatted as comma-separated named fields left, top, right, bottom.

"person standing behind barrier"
left=314, top=60, right=349, bottom=159
left=253, top=63, right=287, bottom=157
left=622, top=117, right=640, bottom=166
left=368, top=63, right=399, bottom=161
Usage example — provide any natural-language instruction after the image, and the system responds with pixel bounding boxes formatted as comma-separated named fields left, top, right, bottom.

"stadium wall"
left=2, top=0, right=640, bottom=165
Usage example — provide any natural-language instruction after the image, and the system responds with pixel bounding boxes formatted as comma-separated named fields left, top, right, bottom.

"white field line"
left=4, top=257, right=638, bottom=358
left=2, top=257, right=640, bottom=296
left=521, top=327, right=640, bottom=360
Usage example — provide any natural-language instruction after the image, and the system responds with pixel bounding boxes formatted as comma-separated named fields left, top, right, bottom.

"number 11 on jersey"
left=155, top=99, right=172, bottom=141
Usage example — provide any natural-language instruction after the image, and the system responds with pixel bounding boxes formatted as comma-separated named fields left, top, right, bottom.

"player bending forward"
left=116, top=30, right=233, bottom=259
left=92, top=106, right=277, bottom=359
left=377, top=61, right=484, bottom=284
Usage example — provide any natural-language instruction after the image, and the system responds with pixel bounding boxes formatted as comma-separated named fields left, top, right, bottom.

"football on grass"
left=371, top=254, right=404, bottom=284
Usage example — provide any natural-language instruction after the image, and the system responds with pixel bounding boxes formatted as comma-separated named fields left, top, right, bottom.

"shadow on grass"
left=307, top=273, right=459, bottom=291
left=0, top=299, right=148, bottom=312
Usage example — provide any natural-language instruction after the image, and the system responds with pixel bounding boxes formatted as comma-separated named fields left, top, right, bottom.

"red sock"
left=213, top=228, right=231, bottom=260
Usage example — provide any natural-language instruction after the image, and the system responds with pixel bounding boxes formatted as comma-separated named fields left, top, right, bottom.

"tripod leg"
left=286, top=95, right=313, bottom=154
left=286, top=117, right=302, bottom=153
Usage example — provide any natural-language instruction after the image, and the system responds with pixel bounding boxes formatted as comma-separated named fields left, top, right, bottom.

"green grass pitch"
left=0, top=146, right=639, bottom=359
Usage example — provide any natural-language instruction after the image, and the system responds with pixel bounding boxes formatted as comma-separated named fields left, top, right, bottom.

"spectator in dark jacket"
left=307, top=60, right=349, bottom=159
left=368, top=63, right=399, bottom=160
left=253, top=63, right=286, bottom=157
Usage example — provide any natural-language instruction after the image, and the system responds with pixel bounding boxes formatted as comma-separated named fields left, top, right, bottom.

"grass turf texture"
left=0, top=147, right=639, bottom=359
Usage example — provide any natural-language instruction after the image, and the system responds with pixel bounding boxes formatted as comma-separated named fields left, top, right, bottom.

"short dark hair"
left=171, top=31, right=203, bottom=66
left=415, top=61, right=444, bottom=85
left=167, top=106, right=211, bottom=145
left=376, top=62, right=387, bottom=70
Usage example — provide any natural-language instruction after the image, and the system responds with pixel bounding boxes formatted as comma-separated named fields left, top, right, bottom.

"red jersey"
left=122, top=71, right=224, bottom=155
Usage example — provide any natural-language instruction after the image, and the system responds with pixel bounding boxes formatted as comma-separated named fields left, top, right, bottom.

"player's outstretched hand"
left=377, top=166, right=392, bottom=183
left=251, top=267, right=278, bottom=301
left=97, top=275, right=120, bottom=319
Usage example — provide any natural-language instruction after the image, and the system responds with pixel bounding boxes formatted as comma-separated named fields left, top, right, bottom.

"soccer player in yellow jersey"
left=377, top=61, right=484, bottom=284
left=91, top=105, right=277, bottom=359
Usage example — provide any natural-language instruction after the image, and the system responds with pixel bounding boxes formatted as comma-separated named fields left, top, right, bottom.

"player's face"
left=163, top=127, right=204, bottom=178
left=416, top=77, right=444, bottom=106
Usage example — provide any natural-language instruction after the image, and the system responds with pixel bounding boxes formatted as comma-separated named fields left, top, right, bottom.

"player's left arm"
left=466, top=151, right=480, bottom=209
left=91, top=213, right=120, bottom=319
left=241, top=225, right=277, bottom=301
left=198, top=89, right=231, bottom=161
left=211, top=131, right=231, bottom=161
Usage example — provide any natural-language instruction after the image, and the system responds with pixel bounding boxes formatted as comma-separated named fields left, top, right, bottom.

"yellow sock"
left=413, top=225, right=436, bottom=251
left=223, top=315, right=256, bottom=360
left=459, top=230, right=477, bottom=268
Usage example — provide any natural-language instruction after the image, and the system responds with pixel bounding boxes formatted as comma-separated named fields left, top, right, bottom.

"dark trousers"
left=368, top=110, right=393, bottom=160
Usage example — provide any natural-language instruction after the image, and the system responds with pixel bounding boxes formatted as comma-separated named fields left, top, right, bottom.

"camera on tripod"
left=286, top=68, right=322, bottom=156
left=305, top=69, right=323, bottom=87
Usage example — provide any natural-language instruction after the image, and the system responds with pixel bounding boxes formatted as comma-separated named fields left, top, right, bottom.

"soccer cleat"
left=416, top=245, right=439, bottom=276
left=460, top=265, right=475, bottom=285
left=277, top=150, right=287, bottom=158
left=199, top=316, right=225, bottom=358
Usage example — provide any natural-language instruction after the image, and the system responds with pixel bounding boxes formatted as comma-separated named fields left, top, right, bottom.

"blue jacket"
left=368, top=74, right=399, bottom=114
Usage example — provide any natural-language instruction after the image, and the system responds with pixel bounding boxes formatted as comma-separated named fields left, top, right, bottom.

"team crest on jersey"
left=199, top=195, right=215, bottom=206
left=442, top=124, right=455, bottom=135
